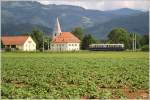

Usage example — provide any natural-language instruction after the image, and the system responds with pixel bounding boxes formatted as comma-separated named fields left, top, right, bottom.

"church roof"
left=1, top=36, right=29, bottom=45
left=51, top=32, right=80, bottom=43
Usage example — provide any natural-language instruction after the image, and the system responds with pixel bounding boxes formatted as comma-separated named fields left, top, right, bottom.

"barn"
left=1, top=36, right=36, bottom=51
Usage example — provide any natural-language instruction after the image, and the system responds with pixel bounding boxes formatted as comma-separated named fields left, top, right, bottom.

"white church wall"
left=51, top=43, right=68, bottom=51
left=50, top=43, right=80, bottom=51
left=67, top=43, right=80, bottom=51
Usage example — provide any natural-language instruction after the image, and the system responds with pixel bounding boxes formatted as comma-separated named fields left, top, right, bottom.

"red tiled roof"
left=51, top=32, right=80, bottom=43
left=1, top=36, right=29, bottom=45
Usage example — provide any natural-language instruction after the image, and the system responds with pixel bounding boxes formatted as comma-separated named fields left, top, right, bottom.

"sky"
left=38, top=0, right=150, bottom=11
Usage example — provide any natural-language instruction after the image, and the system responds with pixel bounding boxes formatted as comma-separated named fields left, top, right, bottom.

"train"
left=89, top=44, right=124, bottom=51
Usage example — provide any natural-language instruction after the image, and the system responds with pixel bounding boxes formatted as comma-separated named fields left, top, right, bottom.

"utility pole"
left=132, top=33, right=136, bottom=51
left=135, top=34, right=136, bottom=51
left=48, top=40, right=50, bottom=51
left=43, top=36, right=44, bottom=52
left=133, top=33, right=134, bottom=51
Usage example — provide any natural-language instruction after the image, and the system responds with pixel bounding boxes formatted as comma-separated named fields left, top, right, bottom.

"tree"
left=140, top=34, right=149, bottom=51
left=72, top=27, right=84, bottom=40
left=31, top=28, right=44, bottom=50
left=141, top=34, right=149, bottom=45
left=43, top=36, right=51, bottom=50
left=1, top=40, right=4, bottom=49
left=107, top=28, right=130, bottom=49
left=81, top=34, right=96, bottom=50
left=141, top=45, right=149, bottom=51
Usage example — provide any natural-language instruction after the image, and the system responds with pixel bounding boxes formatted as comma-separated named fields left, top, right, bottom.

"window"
left=69, top=44, right=71, bottom=46
left=75, top=44, right=77, bottom=46
left=28, top=41, right=32, bottom=43
left=11, top=45, right=16, bottom=48
left=6, top=45, right=10, bottom=47
left=72, top=44, right=74, bottom=46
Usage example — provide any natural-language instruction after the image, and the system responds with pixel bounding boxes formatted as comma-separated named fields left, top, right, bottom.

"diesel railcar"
left=89, top=44, right=124, bottom=51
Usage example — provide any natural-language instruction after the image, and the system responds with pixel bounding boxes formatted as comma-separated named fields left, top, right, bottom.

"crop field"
left=1, top=51, right=149, bottom=99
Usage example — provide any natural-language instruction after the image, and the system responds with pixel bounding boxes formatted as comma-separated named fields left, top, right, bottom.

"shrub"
left=5, top=48, right=11, bottom=52
left=141, top=45, right=149, bottom=51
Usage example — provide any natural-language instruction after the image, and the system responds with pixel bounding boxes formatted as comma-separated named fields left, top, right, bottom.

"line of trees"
left=72, top=27, right=149, bottom=51
left=107, top=28, right=149, bottom=51
left=18, top=27, right=148, bottom=51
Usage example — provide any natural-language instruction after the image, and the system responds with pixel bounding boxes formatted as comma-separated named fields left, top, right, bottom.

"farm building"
left=1, top=36, right=36, bottom=51
left=50, top=18, right=80, bottom=51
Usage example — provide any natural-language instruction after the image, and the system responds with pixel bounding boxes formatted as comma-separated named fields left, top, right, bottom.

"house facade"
left=1, top=36, right=36, bottom=51
left=50, top=18, right=80, bottom=51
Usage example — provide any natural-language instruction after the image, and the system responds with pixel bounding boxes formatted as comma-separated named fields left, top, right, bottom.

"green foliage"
left=1, top=40, right=4, bottom=49
left=141, top=34, right=149, bottom=45
left=31, top=28, right=44, bottom=50
left=108, top=28, right=130, bottom=49
left=5, top=47, right=11, bottom=52
left=141, top=45, right=149, bottom=51
left=72, top=27, right=84, bottom=40
left=107, top=28, right=148, bottom=50
left=1, top=52, right=149, bottom=99
left=72, top=27, right=97, bottom=50
left=81, top=34, right=96, bottom=50
left=129, top=33, right=143, bottom=49
left=43, top=36, right=51, bottom=50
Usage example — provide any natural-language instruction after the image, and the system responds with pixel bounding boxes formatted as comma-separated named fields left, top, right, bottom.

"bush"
left=5, top=48, right=11, bottom=52
left=39, top=48, right=43, bottom=52
left=141, top=45, right=149, bottom=51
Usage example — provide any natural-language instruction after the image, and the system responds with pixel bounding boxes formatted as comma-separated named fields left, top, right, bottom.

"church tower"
left=53, top=17, right=62, bottom=38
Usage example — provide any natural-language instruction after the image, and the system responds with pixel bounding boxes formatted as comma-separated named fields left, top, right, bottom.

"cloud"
left=103, top=0, right=150, bottom=11
left=38, top=0, right=150, bottom=11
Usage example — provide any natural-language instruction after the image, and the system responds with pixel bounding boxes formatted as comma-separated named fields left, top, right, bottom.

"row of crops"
left=1, top=52, right=149, bottom=99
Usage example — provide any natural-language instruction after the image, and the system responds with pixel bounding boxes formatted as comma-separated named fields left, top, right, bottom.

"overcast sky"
left=38, top=0, right=150, bottom=11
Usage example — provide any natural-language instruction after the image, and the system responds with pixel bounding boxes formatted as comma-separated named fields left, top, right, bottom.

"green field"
left=1, top=51, right=149, bottom=99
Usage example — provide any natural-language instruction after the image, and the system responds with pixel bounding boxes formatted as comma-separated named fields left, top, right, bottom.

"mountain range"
left=1, top=1, right=149, bottom=39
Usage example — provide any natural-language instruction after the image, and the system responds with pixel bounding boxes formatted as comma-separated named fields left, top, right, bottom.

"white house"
left=50, top=18, right=80, bottom=51
left=1, top=36, right=36, bottom=51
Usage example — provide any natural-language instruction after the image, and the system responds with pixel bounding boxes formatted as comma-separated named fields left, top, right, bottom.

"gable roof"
left=1, top=36, right=29, bottom=45
left=51, top=32, right=80, bottom=43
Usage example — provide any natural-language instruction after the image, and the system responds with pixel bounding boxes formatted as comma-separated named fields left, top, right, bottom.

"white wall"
left=66, top=43, right=80, bottom=51
left=50, top=43, right=80, bottom=51
left=23, top=37, right=36, bottom=51
left=16, top=45, right=23, bottom=50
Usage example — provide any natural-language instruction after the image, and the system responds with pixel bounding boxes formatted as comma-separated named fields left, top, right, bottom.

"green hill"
left=86, top=12, right=149, bottom=39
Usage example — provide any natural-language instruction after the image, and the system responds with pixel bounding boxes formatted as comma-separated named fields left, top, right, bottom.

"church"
left=50, top=18, right=80, bottom=51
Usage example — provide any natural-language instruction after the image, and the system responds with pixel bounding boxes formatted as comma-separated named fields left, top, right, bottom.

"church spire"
left=53, top=17, right=61, bottom=38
